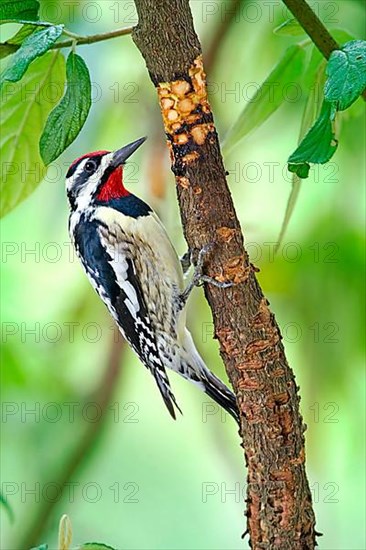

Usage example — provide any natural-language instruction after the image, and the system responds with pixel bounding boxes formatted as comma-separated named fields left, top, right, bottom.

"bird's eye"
left=85, top=160, right=97, bottom=173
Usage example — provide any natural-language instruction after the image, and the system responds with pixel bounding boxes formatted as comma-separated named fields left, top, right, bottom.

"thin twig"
left=1, top=26, right=133, bottom=53
left=282, top=0, right=338, bottom=57
left=53, top=26, right=133, bottom=49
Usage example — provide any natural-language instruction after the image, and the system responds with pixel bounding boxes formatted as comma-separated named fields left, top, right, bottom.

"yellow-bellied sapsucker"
left=66, top=137, right=239, bottom=423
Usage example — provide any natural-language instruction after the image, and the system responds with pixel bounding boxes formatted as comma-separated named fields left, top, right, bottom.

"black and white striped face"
left=65, top=151, right=112, bottom=211
left=65, top=138, right=147, bottom=212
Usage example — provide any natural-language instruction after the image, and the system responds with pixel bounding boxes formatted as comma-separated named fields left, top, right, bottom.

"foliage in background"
left=39, top=51, right=91, bottom=165
left=288, top=39, right=366, bottom=178
left=0, top=492, right=14, bottom=522
left=31, top=514, right=116, bottom=550
left=0, top=1, right=365, bottom=243
left=1, top=1, right=365, bottom=549
left=1, top=51, right=64, bottom=217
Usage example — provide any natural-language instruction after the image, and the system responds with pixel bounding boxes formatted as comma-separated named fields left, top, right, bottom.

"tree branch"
left=132, top=0, right=316, bottom=548
left=282, top=0, right=366, bottom=101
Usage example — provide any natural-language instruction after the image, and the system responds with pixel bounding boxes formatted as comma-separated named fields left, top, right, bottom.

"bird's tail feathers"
left=152, top=366, right=182, bottom=420
left=181, top=330, right=240, bottom=424
left=202, top=370, right=240, bottom=424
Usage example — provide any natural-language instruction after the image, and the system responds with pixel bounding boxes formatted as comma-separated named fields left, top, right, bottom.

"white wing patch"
left=97, top=226, right=161, bottom=363
left=110, top=254, right=140, bottom=320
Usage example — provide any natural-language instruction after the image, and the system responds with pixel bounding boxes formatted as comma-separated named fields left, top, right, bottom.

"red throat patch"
left=97, top=166, right=129, bottom=201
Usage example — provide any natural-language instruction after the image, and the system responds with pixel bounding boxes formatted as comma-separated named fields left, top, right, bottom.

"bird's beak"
left=111, top=137, right=147, bottom=168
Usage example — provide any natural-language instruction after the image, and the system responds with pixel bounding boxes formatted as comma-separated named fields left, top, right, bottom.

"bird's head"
left=65, top=137, right=146, bottom=210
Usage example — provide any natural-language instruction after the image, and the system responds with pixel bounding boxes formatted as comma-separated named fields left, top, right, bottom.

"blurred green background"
left=1, top=1, right=365, bottom=548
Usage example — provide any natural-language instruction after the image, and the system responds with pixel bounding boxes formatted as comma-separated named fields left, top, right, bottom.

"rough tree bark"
left=132, top=1, right=316, bottom=548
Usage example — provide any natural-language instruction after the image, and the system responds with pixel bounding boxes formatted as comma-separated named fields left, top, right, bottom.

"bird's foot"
left=179, top=243, right=233, bottom=309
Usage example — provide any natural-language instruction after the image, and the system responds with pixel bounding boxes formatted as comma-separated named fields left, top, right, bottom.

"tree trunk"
left=132, top=1, right=316, bottom=547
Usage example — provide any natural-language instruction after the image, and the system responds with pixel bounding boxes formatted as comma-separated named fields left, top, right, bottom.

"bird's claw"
left=178, top=242, right=233, bottom=309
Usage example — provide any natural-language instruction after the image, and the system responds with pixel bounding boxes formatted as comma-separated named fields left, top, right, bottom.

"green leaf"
left=324, top=39, right=366, bottom=110
left=40, top=52, right=92, bottom=164
left=288, top=162, right=310, bottom=179
left=0, top=44, right=16, bottom=59
left=287, top=100, right=338, bottom=178
left=0, top=0, right=39, bottom=21
left=0, top=24, right=63, bottom=87
left=222, top=44, right=307, bottom=156
left=274, top=18, right=306, bottom=36
left=0, top=51, right=65, bottom=218
left=0, top=492, right=14, bottom=522
left=304, top=29, right=356, bottom=90
left=78, top=544, right=116, bottom=550
left=30, top=545, right=48, bottom=550
left=0, top=23, right=37, bottom=59
left=8, top=22, right=38, bottom=44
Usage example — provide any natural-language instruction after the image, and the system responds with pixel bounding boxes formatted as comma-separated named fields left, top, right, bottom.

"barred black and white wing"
left=72, top=213, right=181, bottom=419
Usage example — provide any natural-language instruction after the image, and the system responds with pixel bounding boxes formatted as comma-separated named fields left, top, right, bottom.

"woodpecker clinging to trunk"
left=66, top=137, right=239, bottom=424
